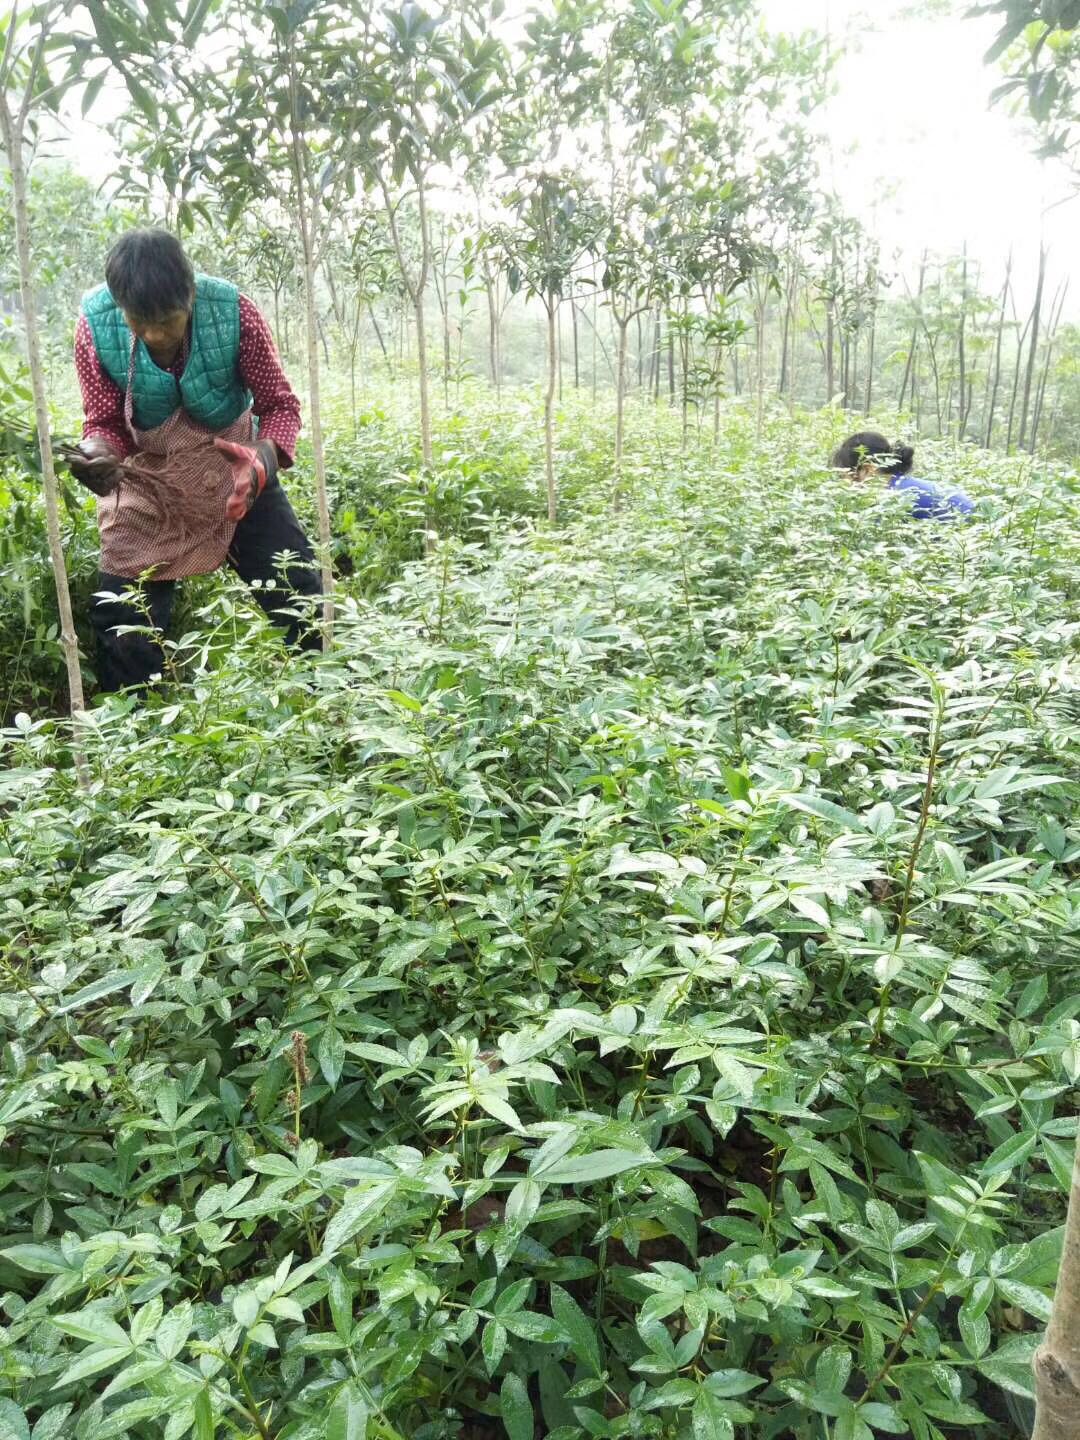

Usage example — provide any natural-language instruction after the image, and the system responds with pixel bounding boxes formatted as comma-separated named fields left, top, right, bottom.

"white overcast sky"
left=760, top=0, right=1080, bottom=313
left=61, top=0, right=1080, bottom=315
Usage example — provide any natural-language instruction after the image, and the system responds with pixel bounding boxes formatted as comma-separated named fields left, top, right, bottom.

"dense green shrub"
left=0, top=400, right=1077, bottom=1439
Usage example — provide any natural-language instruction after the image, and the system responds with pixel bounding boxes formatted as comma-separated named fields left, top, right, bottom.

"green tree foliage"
left=979, top=0, right=1080, bottom=161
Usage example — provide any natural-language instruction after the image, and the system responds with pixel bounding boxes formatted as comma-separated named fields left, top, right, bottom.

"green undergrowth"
left=0, top=405, right=1079, bottom=1440
left=0, top=367, right=608, bottom=720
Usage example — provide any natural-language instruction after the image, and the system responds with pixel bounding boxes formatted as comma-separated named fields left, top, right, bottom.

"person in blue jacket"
left=832, top=432, right=974, bottom=519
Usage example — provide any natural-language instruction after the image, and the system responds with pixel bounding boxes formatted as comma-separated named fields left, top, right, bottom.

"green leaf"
left=53, top=1345, right=131, bottom=1390
left=193, top=1389, right=214, bottom=1440
left=704, top=1370, right=765, bottom=1398
left=327, top=1380, right=369, bottom=1440
left=723, top=767, right=750, bottom=803
left=500, top=1373, right=533, bottom=1440
left=476, top=1090, right=524, bottom=1130
left=386, top=689, right=422, bottom=712
left=482, top=1319, right=507, bottom=1374
left=319, top=1028, right=346, bottom=1088
left=502, top=1310, right=567, bottom=1343
left=1, top=1245, right=74, bottom=1275
left=322, top=1180, right=397, bottom=1255
left=981, top=1130, right=1037, bottom=1178
left=551, top=1284, right=602, bottom=1375
left=53, top=1311, right=129, bottom=1347
left=232, top=1290, right=260, bottom=1328
left=790, top=894, right=830, bottom=929
left=1017, top=974, right=1048, bottom=1018
left=692, top=1388, right=735, bottom=1440
left=29, top=1406, right=70, bottom=1440
left=995, top=1278, right=1053, bottom=1322
left=784, top=794, right=863, bottom=831
left=125, top=77, right=158, bottom=126
left=535, top=1148, right=653, bottom=1184
left=505, top=1178, right=541, bottom=1227
left=976, top=1333, right=1039, bottom=1400
left=859, top=1402, right=906, bottom=1432
left=96, top=1398, right=174, bottom=1438
left=328, top=1265, right=354, bottom=1342
left=0, top=1399, right=29, bottom=1440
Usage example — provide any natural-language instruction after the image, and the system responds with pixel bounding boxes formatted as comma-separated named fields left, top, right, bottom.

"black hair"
left=831, top=431, right=915, bottom=478
left=104, top=229, right=195, bottom=320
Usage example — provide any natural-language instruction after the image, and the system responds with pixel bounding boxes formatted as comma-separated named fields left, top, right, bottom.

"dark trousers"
left=90, top=484, right=322, bottom=693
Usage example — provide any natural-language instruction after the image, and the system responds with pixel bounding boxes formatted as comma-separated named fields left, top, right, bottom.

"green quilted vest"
left=81, top=274, right=252, bottom=433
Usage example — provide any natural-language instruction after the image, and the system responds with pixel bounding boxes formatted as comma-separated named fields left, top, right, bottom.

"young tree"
left=497, top=173, right=603, bottom=521
left=322, top=210, right=398, bottom=429
left=355, top=0, right=508, bottom=546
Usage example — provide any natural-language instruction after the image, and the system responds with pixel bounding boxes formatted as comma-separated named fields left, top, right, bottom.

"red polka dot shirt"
left=74, top=295, right=302, bottom=465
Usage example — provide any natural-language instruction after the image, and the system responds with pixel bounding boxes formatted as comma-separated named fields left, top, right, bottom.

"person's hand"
left=215, top=438, right=279, bottom=521
left=67, top=438, right=121, bottom=497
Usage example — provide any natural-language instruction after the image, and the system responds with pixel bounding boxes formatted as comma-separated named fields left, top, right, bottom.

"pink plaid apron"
left=97, top=333, right=255, bottom=580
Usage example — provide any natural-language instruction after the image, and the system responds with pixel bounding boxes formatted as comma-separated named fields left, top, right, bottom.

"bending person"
left=832, top=432, right=974, bottom=520
left=68, top=228, right=321, bottom=693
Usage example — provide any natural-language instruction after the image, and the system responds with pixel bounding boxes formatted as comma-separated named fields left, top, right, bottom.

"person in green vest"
left=67, top=228, right=320, bottom=693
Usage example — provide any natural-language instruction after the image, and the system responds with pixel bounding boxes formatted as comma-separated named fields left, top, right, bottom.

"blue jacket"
left=889, top=474, right=974, bottom=520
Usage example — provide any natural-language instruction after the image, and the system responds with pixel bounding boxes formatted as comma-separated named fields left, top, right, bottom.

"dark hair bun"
left=892, top=443, right=915, bottom=476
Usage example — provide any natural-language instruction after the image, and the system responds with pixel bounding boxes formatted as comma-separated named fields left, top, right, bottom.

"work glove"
left=215, top=437, right=279, bottom=521
left=66, top=438, right=121, bottom=497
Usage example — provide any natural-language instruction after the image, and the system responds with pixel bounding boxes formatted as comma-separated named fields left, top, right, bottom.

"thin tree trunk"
left=920, top=306, right=943, bottom=433
left=985, top=252, right=1012, bottom=448
left=1031, top=279, right=1067, bottom=455
left=557, top=303, right=563, bottom=405
left=288, top=40, right=334, bottom=641
left=414, top=185, right=434, bottom=460
left=1019, top=244, right=1047, bottom=452
left=667, top=322, right=675, bottom=404
left=0, top=56, right=87, bottom=754
left=442, top=291, right=452, bottom=410
left=1032, top=1139, right=1080, bottom=1440
left=779, top=260, right=796, bottom=396
left=636, top=312, right=643, bottom=389
left=592, top=291, right=599, bottom=402
left=544, top=295, right=557, bottom=523
left=864, top=309, right=876, bottom=414
left=614, top=313, right=628, bottom=490
left=898, top=251, right=927, bottom=413
left=367, top=302, right=391, bottom=372
left=656, top=306, right=665, bottom=400
left=755, top=295, right=766, bottom=434
left=1006, top=309, right=1032, bottom=454
left=680, top=315, right=691, bottom=446
left=485, top=270, right=500, bottom=393
left=571, top=295, right=580, bottom=390
left=957, top=245, right=970, bottom=439
left=436, top=220, right=451, bottom=411
left=380, top=172, right=434, bottom=551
